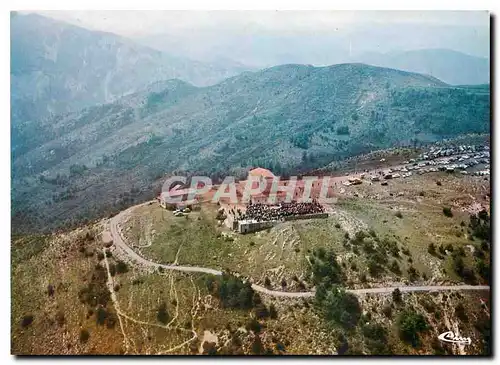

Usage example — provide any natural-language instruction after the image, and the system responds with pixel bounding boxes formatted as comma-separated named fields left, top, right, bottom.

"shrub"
left=78, top=265, right=110, bottom=308
left=47, top=284, right=55, bottom=297
left=55, top=311, right=65, bottom=326
left=453, top=256, right=465, bottom=276
left=455, top=303, right=468, bottom=322
left=395, top=211, right=403, bottom=219
left=281, top=278, right=287, bottom=287
left=246, top=318, right=261, bottom=333
left=310, top=248, right=344, bottom=286
left=397, top=310, right=428, bottom=347
left=269, top=304, right=278, bottom=319
left=443, top=207, right=453, bottom=217
left=109, top=263, right=116, bottom=277
left=254, top=303, right=270, bottom=319
left=97, top=252, right=105, bottom=261
left=21, top=314, right=34, bottom=328
left=392, top=288, right=402, bottom=303
left=367, top=259, right=384, bottom=277
left=264, top=277, right=271, bottom=287
left=476, top=259, right=490, bottom=282
left=116, top=260, right=128, bottom=274
left=315, top=285, right=361, bottom=329
left=251, top=336, right=265, bottom=354
left=436, top=181, right=442, bottom=186
left=206, top=273, right=256, bottom=310
left=336, top=126, right=350, bottom=135
left=408, top=266, right=419, bottom=281
left=335, top=223, right=341, bottom=229
left=96, top=306, right=107, bottom=325
left=427, top=243, right=436, bottom=255
left=80, top=329, right=90, bottom=343
left=157, top=302, right=170, bottom=324
left=420, top=298, right=435, bottom=313
left=362, top=323, right=391, bottom=354
left=389, top=260, right=401, bottom=274
left=382, top=304, right=392, bottom=318
left=106, top=312, right=117, bottom=329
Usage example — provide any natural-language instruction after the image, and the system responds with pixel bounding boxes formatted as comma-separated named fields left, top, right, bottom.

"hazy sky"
left=34, top=10, right=489, bottom=37
left=26, top=10, right=490, bottom=65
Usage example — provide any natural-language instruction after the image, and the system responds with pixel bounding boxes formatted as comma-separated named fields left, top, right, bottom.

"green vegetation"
left=469, top=210, right=490, bottom=242
left=392, top=288, right=402, bottom=303
left=362, top=323, right=392, bottom=354
left=12, top=59, right=490, bottom=233
left=336, top=126, right=350, bottom=135
left=310, top=248, right=344, bottom=285
left=315, top=284, right=361, bottom=330
left=116, top=260, right=129, bottom=274
left=157, top=302, right=170, bottom=324
left=442, top=207, right=453, bottom=217
left=397, top=310, right=428, bottom=347
left=205, top=273, right=256, bottom=310
left=79, top=329, right=90, bottom=343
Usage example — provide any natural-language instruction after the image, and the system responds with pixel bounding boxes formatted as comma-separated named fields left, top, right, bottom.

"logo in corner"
left=438, top=331, right=472, bottom=345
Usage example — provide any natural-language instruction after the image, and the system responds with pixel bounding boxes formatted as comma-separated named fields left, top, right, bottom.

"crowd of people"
left=239, top=200, right=325, bottom=222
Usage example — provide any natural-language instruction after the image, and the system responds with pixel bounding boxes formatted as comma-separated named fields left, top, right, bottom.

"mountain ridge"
left=355, top=48, right=489, bottom=85
left=10, top=12, right=243, bottom=124
left=11, top=62, right=490, bottom=232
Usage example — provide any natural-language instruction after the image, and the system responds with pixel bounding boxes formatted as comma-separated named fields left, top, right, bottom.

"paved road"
left=108, top=203, right=490, bottom=298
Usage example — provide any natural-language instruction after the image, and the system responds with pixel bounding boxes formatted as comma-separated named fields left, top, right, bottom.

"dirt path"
left=108, top=202, right=489, bottom=298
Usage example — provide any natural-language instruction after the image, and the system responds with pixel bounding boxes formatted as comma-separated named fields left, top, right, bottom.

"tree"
left=362, top=323, right=391, bottom=354
left=264, top=277, right=271, bottom=287
left=316, top=286, right=361, bottom=329
left=207, top=273, right=256, bottom=310
left=157, top=302, right=170, bottom=324
left=116, top=260, right=128, bottom=274
left=392, top=288, right=402, bottom=303
left=311, top=248, right=344, bottom=286
left=397, top=310, right=428, bottom=347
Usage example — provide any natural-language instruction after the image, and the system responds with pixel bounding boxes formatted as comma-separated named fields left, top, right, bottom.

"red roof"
left=248, top=167, right=275, bottom=178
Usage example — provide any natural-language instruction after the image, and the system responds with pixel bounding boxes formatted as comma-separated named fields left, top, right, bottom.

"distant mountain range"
left=137, top=31, right=489, bottom=86
left=12, top=63, right=490, bottom=232
left=10, top=12, right=245, bottom=124
left=355, top=49, right=490, bottom=85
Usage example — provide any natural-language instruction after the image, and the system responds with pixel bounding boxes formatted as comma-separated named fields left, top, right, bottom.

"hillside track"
left=108, top=202, right=489, bottom=298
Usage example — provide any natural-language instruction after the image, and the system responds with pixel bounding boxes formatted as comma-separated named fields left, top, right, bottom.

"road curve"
left=108, top=202, right=490, bottom=298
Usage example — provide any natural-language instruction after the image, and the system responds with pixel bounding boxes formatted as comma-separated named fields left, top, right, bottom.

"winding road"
left=108, top=202, right=489, bottom=298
